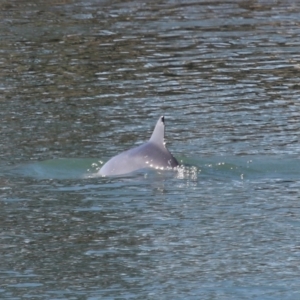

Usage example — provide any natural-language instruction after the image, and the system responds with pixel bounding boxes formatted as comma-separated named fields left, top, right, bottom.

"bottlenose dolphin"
left=99, top=116, right=178, bottom=176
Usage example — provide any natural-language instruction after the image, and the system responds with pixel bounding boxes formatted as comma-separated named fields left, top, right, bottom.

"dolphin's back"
left=99, top=141, right=178, bottom=176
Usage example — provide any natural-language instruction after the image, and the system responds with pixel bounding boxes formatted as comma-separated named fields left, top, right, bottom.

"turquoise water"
left=7, top=155, right=300, bottom=182
left=1, top=0, right=300, bottom=299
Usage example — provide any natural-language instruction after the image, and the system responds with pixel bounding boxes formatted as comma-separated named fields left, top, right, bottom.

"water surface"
left=1, top=0, right=300, bottom=299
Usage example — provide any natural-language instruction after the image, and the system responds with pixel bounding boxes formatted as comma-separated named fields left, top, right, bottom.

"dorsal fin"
left=149, top=116, right=165, bottom=146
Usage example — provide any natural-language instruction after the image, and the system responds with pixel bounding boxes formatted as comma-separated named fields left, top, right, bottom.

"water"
left=1, top=0, right=300, bottom=299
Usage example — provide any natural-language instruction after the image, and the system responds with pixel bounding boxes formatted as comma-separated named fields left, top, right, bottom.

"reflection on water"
left=1, top=0, right=300, bottom=299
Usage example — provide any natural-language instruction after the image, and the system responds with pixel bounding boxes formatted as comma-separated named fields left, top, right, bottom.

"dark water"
left=1, top=0, right=300, bottom=299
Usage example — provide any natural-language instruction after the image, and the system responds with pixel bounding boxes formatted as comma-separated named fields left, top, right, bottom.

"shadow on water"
left=5, top=155, right=300, bottom=182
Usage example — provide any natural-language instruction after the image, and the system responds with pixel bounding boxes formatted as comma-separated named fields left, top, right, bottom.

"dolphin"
left=99, top=116, right=178, bottom=176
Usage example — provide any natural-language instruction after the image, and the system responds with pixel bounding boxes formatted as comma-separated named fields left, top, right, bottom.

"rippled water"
left=1, top=0, right=300, bottom=299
